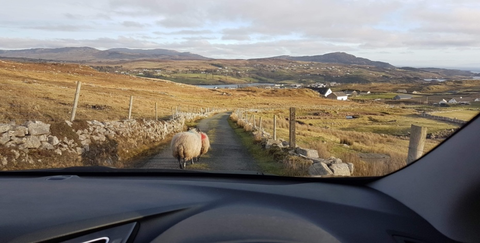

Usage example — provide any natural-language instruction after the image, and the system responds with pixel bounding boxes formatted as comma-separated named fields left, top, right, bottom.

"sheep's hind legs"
left=178, top=158, right=185, bottom=169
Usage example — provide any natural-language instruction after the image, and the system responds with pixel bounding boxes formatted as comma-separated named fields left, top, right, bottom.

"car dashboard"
left=0, top=172, right=455, bottom=243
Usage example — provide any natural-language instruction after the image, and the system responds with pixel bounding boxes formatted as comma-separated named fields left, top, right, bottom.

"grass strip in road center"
left=228, top=118, right=290, bottom=176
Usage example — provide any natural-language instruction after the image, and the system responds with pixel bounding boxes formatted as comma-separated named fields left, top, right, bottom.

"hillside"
left=0, top=47, right=207, bottom=62
left=0, top=60, right=337, bottom=123
left=0, top=48, right=475, bottom=85
left=271, top=52, right=395, bottom=69
left=89, top=58, right=475, bottom=86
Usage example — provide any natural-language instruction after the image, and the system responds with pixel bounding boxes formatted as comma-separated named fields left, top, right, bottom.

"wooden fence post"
left=155, top=102, right=158, bottom=121
left=407, top=125, right=428, bottom=164
left=259, top=117, right=263, bottom=131
left=128, top=96, right=134, bottom=119
left=70, top=81, right=81, bottom=122
left=289, top=107, right=296, bottom=148
left=273, top=115, right=277, bottom=141
left=253, top=115, right=256, bottom=128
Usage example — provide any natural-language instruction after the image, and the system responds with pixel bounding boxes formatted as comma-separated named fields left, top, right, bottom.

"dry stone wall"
left=419, top=112, right=466, bottom=125
left=0, top=111, right=214, bottom=170
left=231, top=113, right=353, bottom=177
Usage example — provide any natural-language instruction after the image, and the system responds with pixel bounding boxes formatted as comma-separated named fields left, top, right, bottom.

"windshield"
left=1, top=0, right=479, bottom=177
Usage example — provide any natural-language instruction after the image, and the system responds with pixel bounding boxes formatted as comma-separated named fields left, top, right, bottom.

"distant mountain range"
left=0, top=47, right=475, bottom=77
left=0, top=47, right=207, bottom=62
left=0, top=48, right=394, bottom=68
left=271, top=52, right=395, bottom=69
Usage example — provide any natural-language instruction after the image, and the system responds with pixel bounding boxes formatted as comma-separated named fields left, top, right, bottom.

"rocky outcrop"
left=308, top=162, right=333, bottom=176
left=295, top=147, right=319, bottom=158
left=307, top=156, right=353, bottom=177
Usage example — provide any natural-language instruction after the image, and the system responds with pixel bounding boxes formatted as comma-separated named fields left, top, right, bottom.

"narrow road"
left=141, top=112, right=260, bottom=173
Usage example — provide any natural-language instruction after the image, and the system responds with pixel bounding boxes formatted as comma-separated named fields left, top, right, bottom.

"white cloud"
left=0, top=0, right=479, bottom=66
left=122, top=21, right=146, bottom=28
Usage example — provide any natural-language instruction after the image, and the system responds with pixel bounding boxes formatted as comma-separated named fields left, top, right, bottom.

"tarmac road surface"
left=140, top=112, right=260, bottom=173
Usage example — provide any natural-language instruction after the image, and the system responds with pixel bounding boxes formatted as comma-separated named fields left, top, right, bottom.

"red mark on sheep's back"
left=201, top=133, right=207, bottom=140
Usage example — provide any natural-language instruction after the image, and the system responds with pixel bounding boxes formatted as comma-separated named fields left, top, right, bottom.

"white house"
left=311, top=87, right=332, bottom=97
left=448, top=98, right=458, bottom=104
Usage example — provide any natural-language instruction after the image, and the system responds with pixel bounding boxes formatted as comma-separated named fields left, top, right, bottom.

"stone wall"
left=230, top=112, right=354, bottom=177
left=0, top=111, right=214, bottom=170
left=419, top=112, right=466, bottom=125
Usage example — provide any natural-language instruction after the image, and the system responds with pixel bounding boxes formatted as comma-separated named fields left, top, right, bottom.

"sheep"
left=171, top=130, right=201, bottom=169
left=195, top=132, right=210, bottom=162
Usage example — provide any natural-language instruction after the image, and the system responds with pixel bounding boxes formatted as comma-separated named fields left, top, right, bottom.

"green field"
left=353, top=93, right=425, bottom=100
left=432, top=110, right=480, bottom=121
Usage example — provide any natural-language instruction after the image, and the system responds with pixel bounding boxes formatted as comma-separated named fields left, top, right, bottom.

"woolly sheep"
left=171, top=130, right=201, bottom=169
left=195, top=132, right=210, bottom=162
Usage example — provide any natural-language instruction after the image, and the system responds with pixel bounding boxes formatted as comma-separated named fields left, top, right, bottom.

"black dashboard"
left=0, top=172, right=455, bottom=243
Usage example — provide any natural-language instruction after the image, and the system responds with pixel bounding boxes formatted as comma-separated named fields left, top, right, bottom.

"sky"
left=1, top=0, right=480, bottom=68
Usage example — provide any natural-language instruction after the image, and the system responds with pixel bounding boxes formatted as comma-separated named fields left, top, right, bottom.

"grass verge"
left=228, top=118, right=309, bottom=176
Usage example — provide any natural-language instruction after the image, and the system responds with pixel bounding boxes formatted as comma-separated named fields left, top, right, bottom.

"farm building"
left=448, top=98, right=458, bottom=104
left=343, top=90, right=358, bottom=97
left=310, top=87, right=332, bottom=97
left=359, top=91, right=371, bottom=95
left=411, top=91, right=420, bottom=94
left=439, top=99, right=448, bottom=104
left=327, top=92, right=348, bottom=101
left=474, top=98, right=480, bottom=102
left=393, top=94, right=412, bottom=100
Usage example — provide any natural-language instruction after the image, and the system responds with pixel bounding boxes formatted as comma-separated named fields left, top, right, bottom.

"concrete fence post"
left=128, top=96, right=134, bottom=120
left=273, top=115, right=277, bottom=141
left=155, top=102, right=158, bottom=121
left=289, top=107, right=296, bottom=148
left=407, top=125, right=427, bottom=164
left=70, top=81, right=81, bottom=122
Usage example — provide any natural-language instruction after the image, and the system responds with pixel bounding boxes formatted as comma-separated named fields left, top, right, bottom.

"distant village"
left=90, top=65, right=479, bottom=105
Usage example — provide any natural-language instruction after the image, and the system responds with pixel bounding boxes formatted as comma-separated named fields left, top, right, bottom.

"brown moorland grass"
left=241, top=107, right=452, bottom=176
left=0, top=60, right=338, bottom=124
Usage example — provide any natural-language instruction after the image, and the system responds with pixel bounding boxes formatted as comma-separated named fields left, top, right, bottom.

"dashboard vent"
left=82, top=237, right=109, bottom=243
left=61, top=222, right=136, bottom=243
